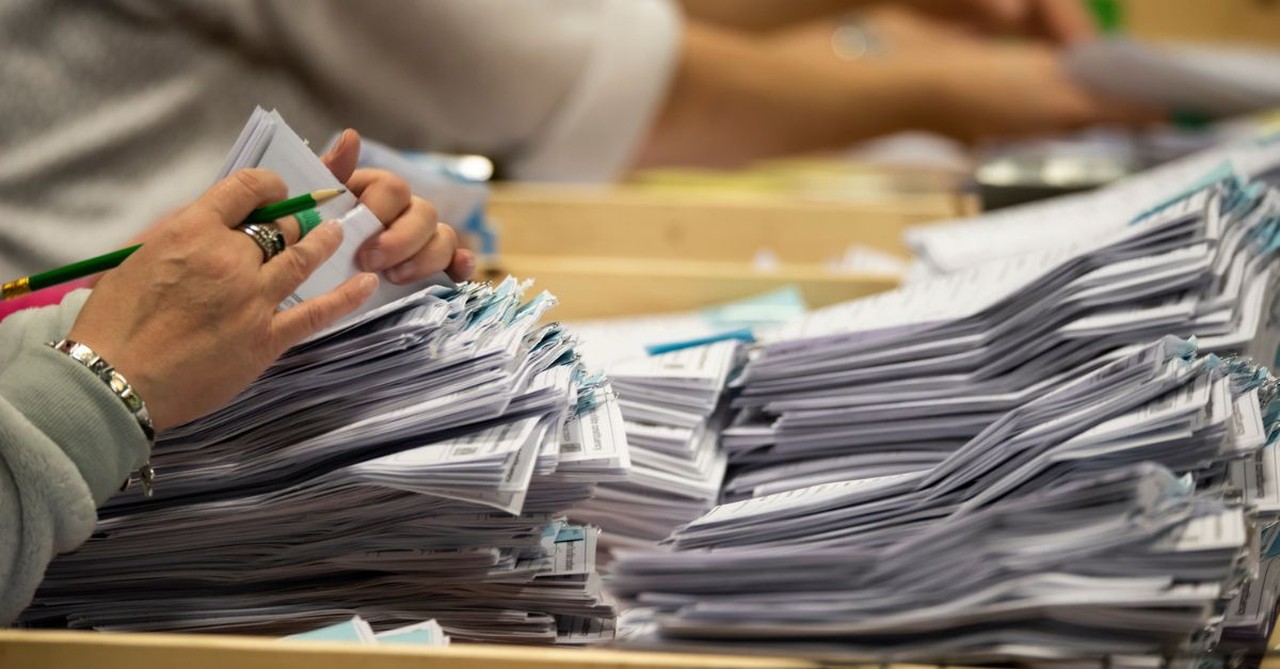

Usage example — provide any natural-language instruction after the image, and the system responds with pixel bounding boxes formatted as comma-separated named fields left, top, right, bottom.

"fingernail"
left=359, top=272, right=379, bottom=291
left=362, top=248, right=385, bottom=271
left=328, top=130, right=349, bottom=156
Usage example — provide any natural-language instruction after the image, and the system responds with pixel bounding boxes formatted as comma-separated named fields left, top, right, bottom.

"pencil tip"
left=314, top=188, right=345, bottom=201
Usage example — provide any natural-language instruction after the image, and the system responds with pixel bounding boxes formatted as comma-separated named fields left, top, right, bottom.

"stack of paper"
left=24, top=279, right=624, bottom=643
left=611, top=150, right=1280, bottom=663
left=723, top=168, right=1280, bottom=501
left=19, top=112, right=630, bottom=645
left=567, top=341, right=738, bottom=549
left=613, top=338, right=1280, bottom=664
left=559, top=289, right=803, bottom=550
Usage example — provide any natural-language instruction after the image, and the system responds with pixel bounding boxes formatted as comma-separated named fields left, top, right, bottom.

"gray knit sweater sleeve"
left=0, top=290, right=150, bottom=625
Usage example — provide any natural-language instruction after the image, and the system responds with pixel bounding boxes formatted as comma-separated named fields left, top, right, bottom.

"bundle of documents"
left=20, top=111, right=630, bottom=644
left=612, top=148, right=1280, bottom=663
left=559, top=291, right=805, bottom=551
left=614, top=338, right=1280, bottom=665
left=727, top=172, right=1280, bottom=500
left=567, top=341, right=737, bottom=550
left=25, top=279, right=623, bottom=642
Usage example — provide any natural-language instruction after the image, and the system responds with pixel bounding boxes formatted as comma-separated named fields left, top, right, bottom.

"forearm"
left=635, top=22, right=924, bottom=169
left=0, top=293, right=149, bottom=624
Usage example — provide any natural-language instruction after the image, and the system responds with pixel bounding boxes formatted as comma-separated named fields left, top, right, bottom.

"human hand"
left=897, top=40, right=1163, bottom=141
left=321, top=130, right=475, bottom=284
left=767, top=5, right=971, bottom=63
left=769, top=12, right=1158, bottom=143
left=68, top=169, right=379, bottom=431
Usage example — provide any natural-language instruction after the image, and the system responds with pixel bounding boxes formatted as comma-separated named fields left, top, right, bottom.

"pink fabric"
left=0, top=280, right=89, bottom=322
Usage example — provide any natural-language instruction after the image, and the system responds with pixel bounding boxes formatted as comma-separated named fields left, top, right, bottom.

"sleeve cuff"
left=0, top=344, right=149, bottom=505
left=505, top=0, right=683, bottom=182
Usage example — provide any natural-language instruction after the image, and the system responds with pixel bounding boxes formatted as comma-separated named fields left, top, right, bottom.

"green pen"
left=2, top=188, right=344, bottom=300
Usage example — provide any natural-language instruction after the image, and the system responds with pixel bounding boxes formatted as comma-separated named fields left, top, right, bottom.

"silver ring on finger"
left=237, top=222, right=286, bottom=263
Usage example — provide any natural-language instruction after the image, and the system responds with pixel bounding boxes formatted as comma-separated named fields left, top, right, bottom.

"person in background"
left=0, top=0, right=1151, bottom=278
left=656, top=0, right=1149, bottom=166
left=0, top=137, right=473, bottom=624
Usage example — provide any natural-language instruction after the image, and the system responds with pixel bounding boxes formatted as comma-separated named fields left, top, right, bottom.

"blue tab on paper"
left=645, top=329, right=755, bottom=357
left=555, top=526, right=586, bottom=543
left=286, top=618, right=368, bottom=643
left=1129, top=162, right=1235, bottom=226
left=700, top=286, right=807, bottom=329
left=378, top=629, right=437, bottom=646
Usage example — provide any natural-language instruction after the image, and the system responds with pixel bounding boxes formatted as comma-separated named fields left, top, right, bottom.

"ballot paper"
left=219, top=107, right=451, bottom=319
left=20, top=112, right=630, bottom=645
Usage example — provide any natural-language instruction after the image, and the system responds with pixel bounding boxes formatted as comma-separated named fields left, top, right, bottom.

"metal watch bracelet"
left=48, top=339, right=156, bottom=496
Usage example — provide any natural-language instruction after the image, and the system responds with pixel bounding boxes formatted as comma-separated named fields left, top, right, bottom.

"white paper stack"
left=614, top=338, right=1280, bottom=665
left=723, top=168, right=1280, bottom=501
left=24, top=277, right=624, bottom=643
left=613, top=150, right=1280, bottom=664
left=19, top=112, right=629, bottom=645
left=567, top=341, right=738, bottom=550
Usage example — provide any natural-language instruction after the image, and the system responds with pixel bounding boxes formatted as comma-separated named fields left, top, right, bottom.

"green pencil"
left=2, top=188, right=344, bottom=300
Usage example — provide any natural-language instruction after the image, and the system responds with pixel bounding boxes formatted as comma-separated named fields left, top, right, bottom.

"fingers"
left=274, top=214, right=302, bottom=246
left=346, top=168, right=413, bottom=223
left=386, top=222, right=460, bottom=285
left=259, top=220, right=346, bottom=302
left=271, top=272, right=379, bottom=350
left=447, top=249, right=478, bottom=283
left=360, top=195, right=438, bottom=272
left=321, top=129, right=361, bottom=184
left=198, top=168, right=287, bottom=228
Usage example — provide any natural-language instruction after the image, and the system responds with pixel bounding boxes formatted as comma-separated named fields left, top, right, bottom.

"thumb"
left=322, top=128, right=362, bottom=183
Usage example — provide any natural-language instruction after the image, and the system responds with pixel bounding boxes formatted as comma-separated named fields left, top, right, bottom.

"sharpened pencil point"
left=312, top=188, right=345, bottom=202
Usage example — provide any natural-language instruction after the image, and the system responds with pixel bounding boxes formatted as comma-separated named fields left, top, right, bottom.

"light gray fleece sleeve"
left=0, top=289, right=150, bottom=625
